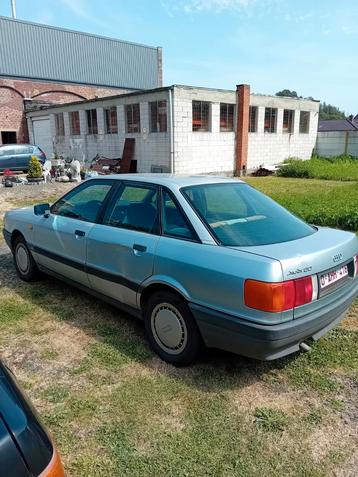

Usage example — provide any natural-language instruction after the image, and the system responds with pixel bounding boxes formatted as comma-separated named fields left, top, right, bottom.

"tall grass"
left=277, top=155, right=358, bottom=181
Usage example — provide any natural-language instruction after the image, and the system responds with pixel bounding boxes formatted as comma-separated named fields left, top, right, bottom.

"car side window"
left=162, top=190, right=196, bottom=240
left=51, top=181, right=113, bottom=222
left=103, top=183, right=159, bottom=234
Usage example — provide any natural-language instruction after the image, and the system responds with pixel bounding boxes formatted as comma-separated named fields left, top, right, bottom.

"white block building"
left=26, top=85, right=319, bottom=175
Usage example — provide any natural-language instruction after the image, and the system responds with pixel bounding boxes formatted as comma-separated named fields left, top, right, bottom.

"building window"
left=192, top=101, right=210, bottom=132
left=104, top=107, right=118, bottom=134
left=86, top=109, right=98, bottom=135
left=220, top=103, right=234, bottom=132
left=70, top=111, right=80, bottom=136
left=299, top=111, right=310, bottom=133
left=249, top=106, right=258, bottom=133
left=125, top=104, right=141, bottom=133
left=150, top=100, right=167, bottom=132
left=264, top=107, right=277, bottom=133
left=55, top=113, right=65, bottom=136
left=283, top=109, right=294, bottom=134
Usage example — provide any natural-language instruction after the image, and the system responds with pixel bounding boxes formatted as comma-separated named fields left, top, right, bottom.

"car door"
left=34, top=179, right=115, bottom=287
left=15, top=146, right=33, bottom=171
left=86, top=181, right=160, bottom=308
left=0, top=146, right=16, bottom=171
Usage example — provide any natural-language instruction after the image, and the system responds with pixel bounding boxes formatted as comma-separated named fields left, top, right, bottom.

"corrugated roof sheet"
left=0, top=16, right=160, bottom=90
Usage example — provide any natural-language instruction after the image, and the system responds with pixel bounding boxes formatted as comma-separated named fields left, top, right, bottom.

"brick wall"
left=247, top=95, right=319, bottom=171
left=173, top=86, right=236, bottom=175
left=0, top=77, right=128, bottom=144
left=28, top=90, right=171, bottom=172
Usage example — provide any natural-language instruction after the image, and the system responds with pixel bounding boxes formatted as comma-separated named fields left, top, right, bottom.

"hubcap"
left=151, top=303, right=187, bottom=355
left=16, top=244, right=30, bottom=274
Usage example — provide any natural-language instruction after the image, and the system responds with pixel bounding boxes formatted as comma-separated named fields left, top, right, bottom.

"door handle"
left=133, top=244, right=147, bottom=253
left=75, top=230, right=86, bottom=237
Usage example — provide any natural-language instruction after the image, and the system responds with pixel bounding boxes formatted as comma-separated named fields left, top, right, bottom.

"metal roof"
left=318, top=119, right=358, bottom=132
left=91, top=174, right=244, bottom=187
left=0, top=16, right=161, bottom=90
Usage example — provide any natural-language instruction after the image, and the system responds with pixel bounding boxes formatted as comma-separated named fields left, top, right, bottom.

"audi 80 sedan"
left=3, top=175, right=358, bottom=366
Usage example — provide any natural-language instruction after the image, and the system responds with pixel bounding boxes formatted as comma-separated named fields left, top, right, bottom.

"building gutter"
left=169, top=87, right=175, bottom=173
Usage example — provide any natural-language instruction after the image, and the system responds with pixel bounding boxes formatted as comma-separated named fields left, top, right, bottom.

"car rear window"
left=182, top=182, right=316, bottom=246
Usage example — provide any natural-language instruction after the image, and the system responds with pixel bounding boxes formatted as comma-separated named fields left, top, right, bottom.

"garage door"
left=32, top=117, right=53, bottom=158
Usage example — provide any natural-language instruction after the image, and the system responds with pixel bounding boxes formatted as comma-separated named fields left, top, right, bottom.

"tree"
left=275, top=89, right=299, bottom=98
left=27, top=155, right=43, bottom=178
left=319, top=102, right=346, bottom=120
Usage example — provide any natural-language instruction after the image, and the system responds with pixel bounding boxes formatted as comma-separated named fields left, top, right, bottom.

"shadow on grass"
left=1, top=247, right=301, bottom=392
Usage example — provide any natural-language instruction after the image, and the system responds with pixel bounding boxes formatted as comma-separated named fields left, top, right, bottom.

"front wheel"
left=144, top=291, right=202, bottom=366
left=13, top=236, right=40, bottom=282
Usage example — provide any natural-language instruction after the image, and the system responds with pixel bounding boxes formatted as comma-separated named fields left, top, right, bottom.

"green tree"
left=28, top=155, right=43, bottom=178
left=275, top=89, right=299, bottom=98
left=319, top=102, right=346, bottom=120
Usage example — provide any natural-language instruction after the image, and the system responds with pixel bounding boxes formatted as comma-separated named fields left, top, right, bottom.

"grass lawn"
left=0, top=177, right=357, bottom=476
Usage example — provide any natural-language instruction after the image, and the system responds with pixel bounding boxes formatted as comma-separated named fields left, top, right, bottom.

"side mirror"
left=34, top=203, right=50, bottom=217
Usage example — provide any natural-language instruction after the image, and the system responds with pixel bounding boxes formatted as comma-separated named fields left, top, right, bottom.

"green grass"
left=277, top=155, right=358, bottom=181
left=245, top=176, right=358, bottom=231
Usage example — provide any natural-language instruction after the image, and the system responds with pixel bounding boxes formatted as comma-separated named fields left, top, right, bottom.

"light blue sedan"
left=3, top=175, right=358, bottom=365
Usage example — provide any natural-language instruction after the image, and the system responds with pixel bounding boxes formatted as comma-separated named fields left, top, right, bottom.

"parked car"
left=0, top=360, right=65, bottom=476
left=0, top=144, right=46, bottom=173
left=3, top=175, right=358, bottom=366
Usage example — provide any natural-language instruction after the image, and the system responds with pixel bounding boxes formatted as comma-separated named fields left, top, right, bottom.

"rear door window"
left=103, top=183, right=159, bottom=234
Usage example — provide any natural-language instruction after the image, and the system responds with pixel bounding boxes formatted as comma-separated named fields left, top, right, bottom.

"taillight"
left=39, top=449, right=65, bottom=477
left=354, top=254, right=358, bottom=277
left=244, top=276, right=316, bottom=313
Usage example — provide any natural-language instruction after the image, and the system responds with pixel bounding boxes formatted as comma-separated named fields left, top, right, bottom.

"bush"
left=277, top=155, right=358, bottom=181
left=27, top=155, right=43, bottom=178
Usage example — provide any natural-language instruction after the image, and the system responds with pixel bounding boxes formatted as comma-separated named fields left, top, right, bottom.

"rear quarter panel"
left=148, top=237, right=292, bottom=324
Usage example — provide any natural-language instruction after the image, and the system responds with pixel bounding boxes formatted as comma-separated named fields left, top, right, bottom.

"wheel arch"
left=10, top=229, right=25, bottom=250
left=139, top=279, right=190, bottom=312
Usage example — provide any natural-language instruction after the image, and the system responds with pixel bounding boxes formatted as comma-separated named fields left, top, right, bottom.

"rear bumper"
left=190, top=279, right=358, bottom=360
left=2, top=228, right=11, bottom=248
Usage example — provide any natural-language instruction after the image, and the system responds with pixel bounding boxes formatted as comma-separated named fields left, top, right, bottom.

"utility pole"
left=11, top=0, right=17, bottom=19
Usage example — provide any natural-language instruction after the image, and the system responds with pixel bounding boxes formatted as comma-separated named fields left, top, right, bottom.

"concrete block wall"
left=316, top=131, right=358, bottom=157
left=173, top=86, right=236, bottom=175
left=248, top=95, right=319, bottom=171
left=29, top=90, right=171, bottom=173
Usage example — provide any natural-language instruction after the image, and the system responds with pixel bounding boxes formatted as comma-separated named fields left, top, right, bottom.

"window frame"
left=50, top=179, right=116, bottom=223
left=264, top=107, right=277, bottom=133
left=86, top=109, right=98, bottom=135
left=219, top=103, right=235, bottom=132
left=159, top=186, right=200, bottom=243
left=104, top=106, right=118, bottom=134
left=150, top=100, right=168, bottom=133
left=125, top=104, right=141, bottom=134
left=299, top=111, right=310, bottom=134
left=69, top=111, right=81, bottom=136
left=283, top=109, right=294, bottom=134
left=54, top=113, right=65, bottom=137
left=249, top=106, right=258, bottom=133
left=192, top=100, right=211, bottom=132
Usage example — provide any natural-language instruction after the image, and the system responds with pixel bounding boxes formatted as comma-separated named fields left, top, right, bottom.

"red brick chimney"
left=235, top=84, right=250, bottom=175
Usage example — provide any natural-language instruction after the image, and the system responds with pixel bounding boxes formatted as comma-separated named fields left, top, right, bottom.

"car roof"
left=92, top=174, right=244, bottom=187
left=0, top=144, right=38, bottom=148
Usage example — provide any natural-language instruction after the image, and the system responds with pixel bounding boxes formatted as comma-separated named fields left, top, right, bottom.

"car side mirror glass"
left=34, top=203, right=50, bottom=217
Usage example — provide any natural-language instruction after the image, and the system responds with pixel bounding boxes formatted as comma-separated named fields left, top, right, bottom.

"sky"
left=1, top=0, right=357, bottom=114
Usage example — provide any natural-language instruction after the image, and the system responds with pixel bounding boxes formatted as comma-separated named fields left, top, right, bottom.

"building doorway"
left=1, top=131, right=17, bottom=144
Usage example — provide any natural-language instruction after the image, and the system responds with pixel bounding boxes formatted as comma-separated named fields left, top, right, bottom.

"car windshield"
left=182, top=182, right=316, bottom=246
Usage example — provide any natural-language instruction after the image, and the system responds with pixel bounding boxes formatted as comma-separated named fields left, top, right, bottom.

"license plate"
left=320, top=265, right=348, bottom=289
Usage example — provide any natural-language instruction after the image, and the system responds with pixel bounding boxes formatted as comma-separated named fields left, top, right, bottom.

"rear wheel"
left=13, top=236, right=40, bottom=282
left=144, top=291, right=202, bottom=366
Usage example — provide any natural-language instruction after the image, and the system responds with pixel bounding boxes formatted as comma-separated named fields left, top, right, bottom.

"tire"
left=144, top=291, right=202, bottom=366
left=13, top=236, right=40, bottom=282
